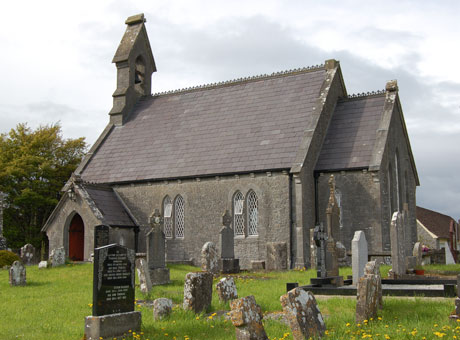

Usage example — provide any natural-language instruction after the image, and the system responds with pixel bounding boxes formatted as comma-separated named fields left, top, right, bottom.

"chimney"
left=109, top=13, right=156, bottom=125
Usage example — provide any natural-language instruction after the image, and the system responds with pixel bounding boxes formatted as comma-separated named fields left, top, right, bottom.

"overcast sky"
left=1, top=1, right=459, bottom=220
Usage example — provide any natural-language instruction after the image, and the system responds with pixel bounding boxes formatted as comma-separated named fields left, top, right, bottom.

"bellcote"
left=109, top=13, right=156, bottom=125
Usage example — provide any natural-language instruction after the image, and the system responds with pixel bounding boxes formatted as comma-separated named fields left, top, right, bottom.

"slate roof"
left=417, top=206, right=457, bottom=239
left=81, top=68, right=326, bottom=183
left=315, top=94, right=386, bottom=171
left=84, top=185, right=135, bottom=226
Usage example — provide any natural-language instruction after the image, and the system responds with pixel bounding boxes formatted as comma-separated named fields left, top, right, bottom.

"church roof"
left=315, top=93, right=386, bottom=171
left=81, top=67, right=327, bottom=183
left=83, top=184, right=136, bottom=227
left=416, top=206, right=457, bottom=239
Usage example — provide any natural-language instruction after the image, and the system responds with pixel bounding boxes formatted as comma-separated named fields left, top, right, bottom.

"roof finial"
left=385, top=80, right=398, bottom=92
left=125, top=13, right=145, bottom=25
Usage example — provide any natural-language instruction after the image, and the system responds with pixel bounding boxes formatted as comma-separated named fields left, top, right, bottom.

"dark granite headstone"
left=94, top=225, right=110, bottom=249
left=92, top=244, right=135, bottom=316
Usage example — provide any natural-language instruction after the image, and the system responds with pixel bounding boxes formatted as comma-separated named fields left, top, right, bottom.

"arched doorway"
left=68, top=214, right=85, bottom=261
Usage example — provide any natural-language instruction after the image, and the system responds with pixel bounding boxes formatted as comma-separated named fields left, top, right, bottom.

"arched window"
left=247, top=190, right=258, bottom=236
left=174, top=195, right=185, bottom=238
left=233, top=191, right=245, bottom=236
left=163, top=196, right=173, bottom=238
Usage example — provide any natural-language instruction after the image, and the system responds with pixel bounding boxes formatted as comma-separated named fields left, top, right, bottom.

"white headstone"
left=9, top=261, right=26, bottom=286
left=352, top=231, right=368, bottom=285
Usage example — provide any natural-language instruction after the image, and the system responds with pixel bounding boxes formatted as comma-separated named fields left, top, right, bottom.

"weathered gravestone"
left=390, top=211, right=406, bottom=277
left=94, top=225, right=110, bottom=249
left=49, top=247, right=66, bottom=267
left=153, top=298, right=173, bottom=320
left=365, top=260, right=383, bottom=309
left=201, top=241, right=219, bottom=274
left=220, top=210, right=240, bottom=273
left=356, top=260, right=381, bottom=323
left=310, top=228, right=317, bottom=270
left=85, top=244, right=140, bottom=340
left=216, top=277, right=238, bottom=302
left=352, top=231, right=368, bottom=285
left=147, top=209, right=170, bottom=285
left=0, top=192, right=6, bottom=250
left=455, top=274, right=460, bottom=316
left=280, top=288, right=326, bottom=340
left=20, top=243, right=36, bottom=265
left=406, top=256, right=417, bottom=272
left=413, top=242, right=422, bottom=267
left=183, top=271, right=213, bottom=313
left=135, top=257, right=152, bottom=294
left=230, top=295, right=268, bottom=340
left=266, top=242, right=288, bottom=271
left=9, top=261, right=26, bottom=286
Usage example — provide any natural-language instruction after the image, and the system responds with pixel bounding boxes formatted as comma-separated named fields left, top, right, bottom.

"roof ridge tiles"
left=152, top=64, right=325, bottom=97
left=345, top=90, right=386, bottom=100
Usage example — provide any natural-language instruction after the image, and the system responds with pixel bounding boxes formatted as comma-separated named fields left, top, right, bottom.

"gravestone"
left=230, top=295, right=268, bottom=340
left=201, top=242, right=219, bottom=274
left=38, top=260, right=48, bottom=269
left=356, top=261, right=380, bottom=323
left=20, top=243, right=36, bottom=265
left=135, top=258, right=152, bottom=294
left=406, top=256, right=417, bottom=272
left=266, top=242, right=288, bottom=271
left=219, top=210, right=240, bottom=273
left=309, top=228, right=317, bottom=270
left=390, top=211, right=406, bottom=277
left=0, top=193, right=7, bottom=250
left=456, top=274, right=460, bottom=316
left=147, top=209, right=170, bottom=285
left=352, top=231, right=368, bottom=285
left=280, top=288, right=326, bottom=340
left=413, top=242, right=422, bottom=266
left=364, top=260, right=382, bottom=309
left=153, top=298, right=173, bottom=320
left=183, top=272, right=213, bottom=313
left=49, top=247, right=66, bottom=267
left=216, top=277, right=238, bottom=302
left=94, top=225, right=110, bottom=249
left=85, top=244, right=140, bottom=340
left=9, top=261, right=26, bottom=286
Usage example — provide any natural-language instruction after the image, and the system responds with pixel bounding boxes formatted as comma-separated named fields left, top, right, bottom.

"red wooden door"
left=69, top=214, right=84, bottom=261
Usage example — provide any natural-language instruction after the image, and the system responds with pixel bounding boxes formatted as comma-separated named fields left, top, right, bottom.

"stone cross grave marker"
left=92, top=244, right=135, bottom=316
left=94, top=225, right=110, bottom=249
left=9, top=261, right=26, bottom=286
left=390, top=211, right=406, bottom=277
left=147, top=209, right=170, bottom=285
left=220, top=210, right=240, bottom=273
left=352, top=231, right=368, bottom=285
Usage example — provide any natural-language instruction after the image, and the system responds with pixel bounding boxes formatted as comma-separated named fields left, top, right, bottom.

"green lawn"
left=0, top=263, right=459, bottom=340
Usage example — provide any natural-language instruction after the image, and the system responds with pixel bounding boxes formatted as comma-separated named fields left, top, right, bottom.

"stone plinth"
left=216, top=277, right=238, bottom=302
left=221, top=258, right=240, bottom=274
left=251, top=260, right=265, bottom=271
left=201, top=242, right=219, bottom=274
left=280, top=288, right=326, bottom=340
left=183, top=272, right=213, bottom=313
left=85, top=311, right=141, bottom=340
left=352, top=231, right=368, bottom=285
left=150, top=267, right=170, bottom=286
left=230, top=295, right=268, bottom=340
left=266, top=242, right=287, bottom=271
left=9, top=261, right=26, bottom=286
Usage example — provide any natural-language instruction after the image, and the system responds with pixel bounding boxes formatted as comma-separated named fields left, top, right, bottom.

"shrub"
left=0, top=250, right=20, bottom=267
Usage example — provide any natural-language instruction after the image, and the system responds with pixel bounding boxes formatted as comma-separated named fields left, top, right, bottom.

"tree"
left=0, top=123, right=87, bottom=249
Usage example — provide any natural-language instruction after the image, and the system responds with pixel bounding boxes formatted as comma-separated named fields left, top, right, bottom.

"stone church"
left=42, top=14, right=419, bottom=269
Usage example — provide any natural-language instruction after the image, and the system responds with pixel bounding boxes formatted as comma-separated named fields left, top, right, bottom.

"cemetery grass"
left=0, top=264, right=458, bottom=340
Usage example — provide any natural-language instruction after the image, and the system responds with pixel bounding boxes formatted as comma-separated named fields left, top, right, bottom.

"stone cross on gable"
left=149, top=209, right=164, bottom=231
left=222, top=210, right=232, bottom=228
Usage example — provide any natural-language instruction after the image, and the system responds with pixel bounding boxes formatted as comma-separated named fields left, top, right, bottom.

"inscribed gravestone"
left=220, top=210, right=240, bottom=273
left=92, top=244, right=135, bottom=316
left=94, top=225, right=110, bottom=249
left=9, top=261, right=26, bottom=286
left=390, top=211, right=406, bottom=277
left=352, top=231, right=368, bottom=285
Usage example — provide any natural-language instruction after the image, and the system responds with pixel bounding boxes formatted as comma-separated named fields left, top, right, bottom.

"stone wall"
left=115, top=171, right=291, bottom=269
